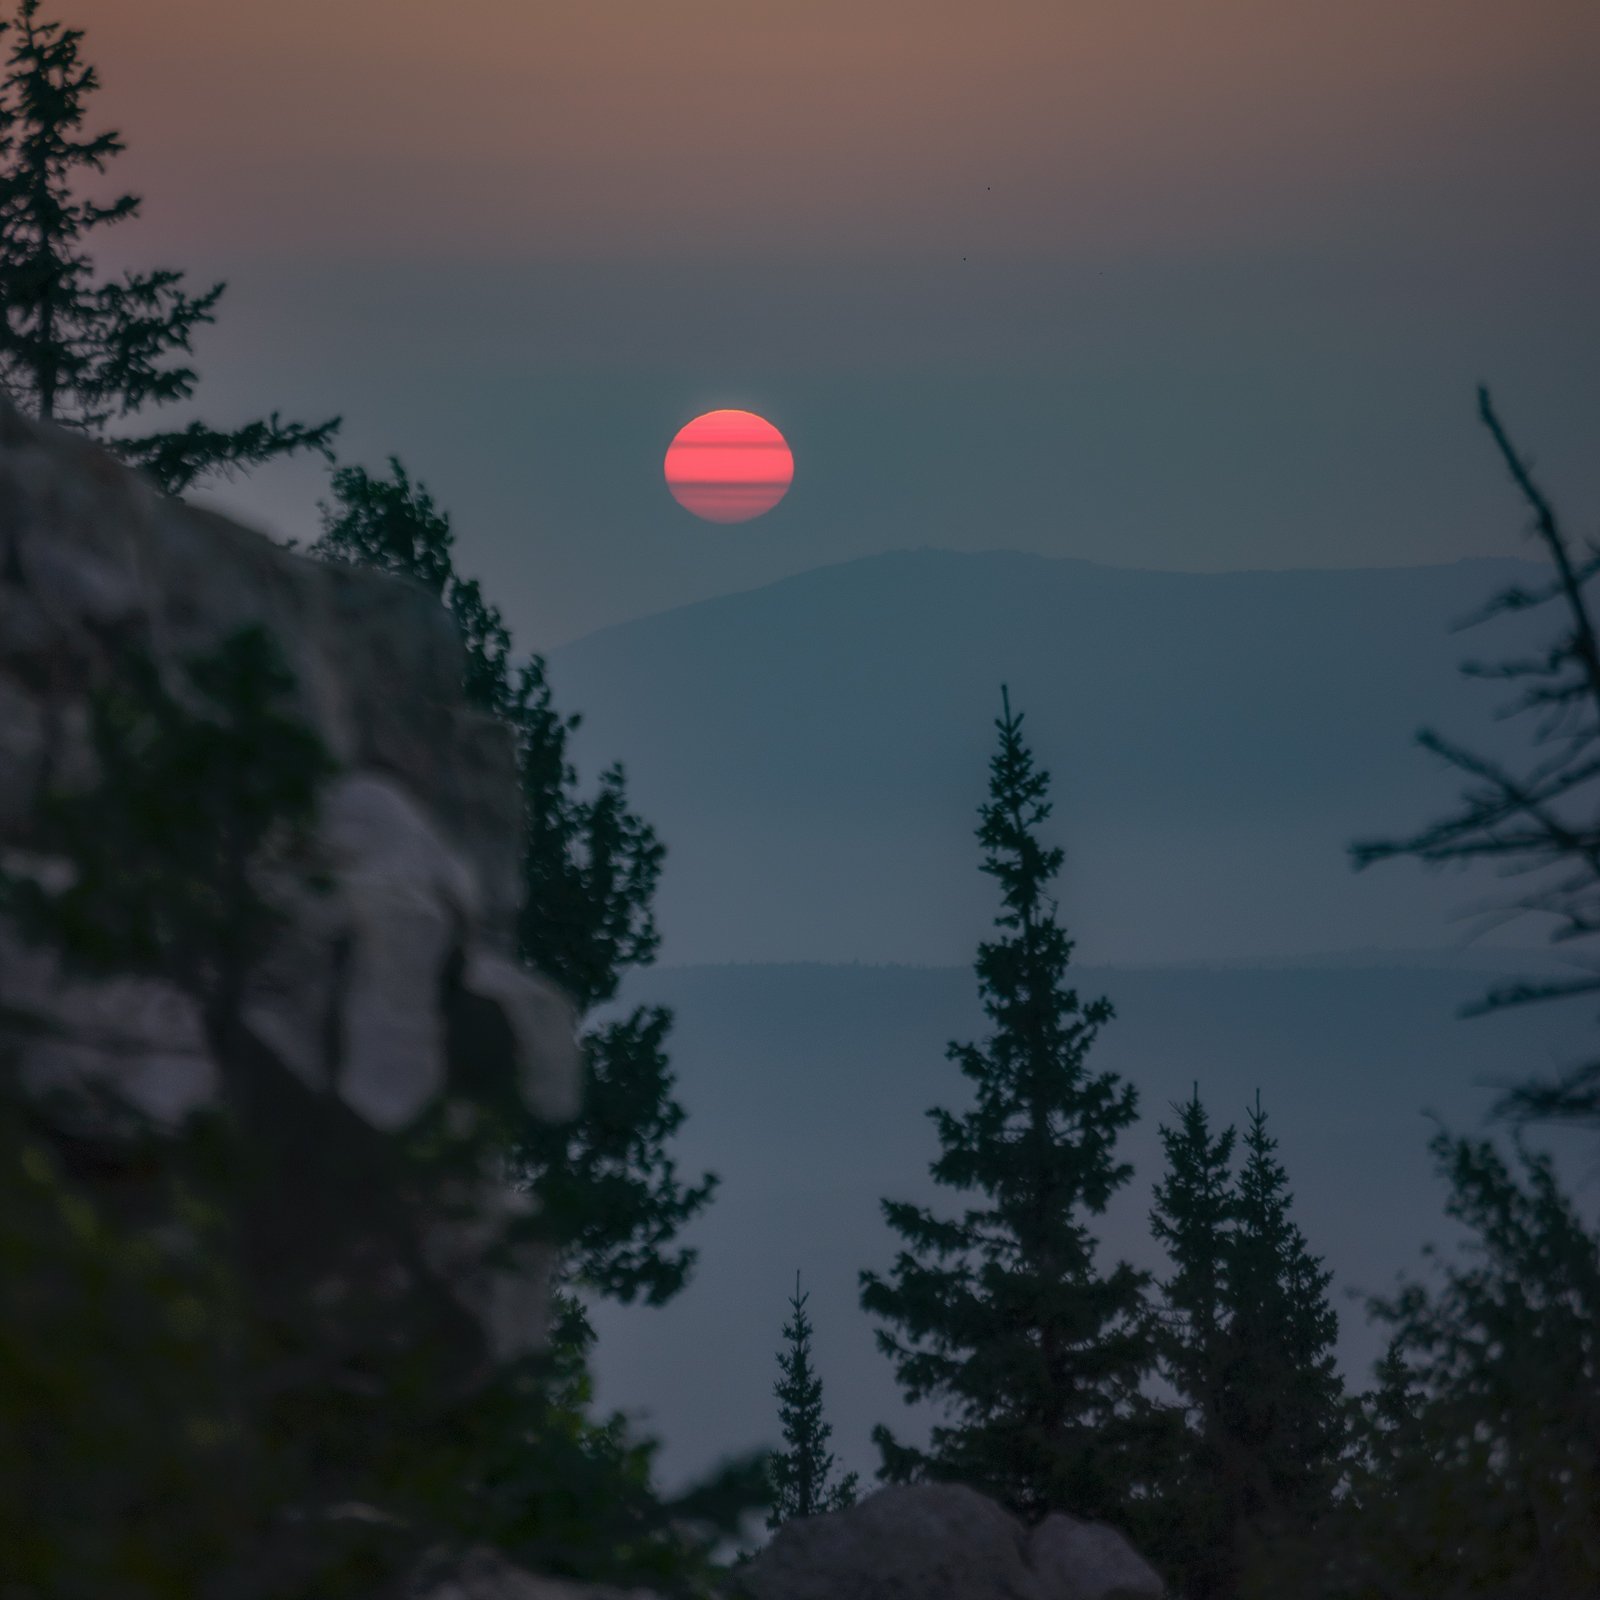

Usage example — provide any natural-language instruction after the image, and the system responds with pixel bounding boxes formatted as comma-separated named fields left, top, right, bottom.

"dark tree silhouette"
left=313, top=459, right=715, bottom=1311
left=1220, top=1094, right=1346, bottom=1584
left=768, top=1272, right=858, bottom=1529
left=1352, top=388, right=1600, bottom=1129
left=0, top=0, right=338, bottom=491
left=1147, top=1086, right=1237, bottom=1598
left=860, top=687, right=1152, bottom=1522
left=1282, top=1132, right=1600, bottom=1600
left=1147, top=1089, right=1345, bottom=1600
left=314, top=459, right=515, bottom=716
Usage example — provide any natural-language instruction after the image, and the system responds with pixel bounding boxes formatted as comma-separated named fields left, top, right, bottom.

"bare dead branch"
left=1354, top=391, right=1600, bottom=1126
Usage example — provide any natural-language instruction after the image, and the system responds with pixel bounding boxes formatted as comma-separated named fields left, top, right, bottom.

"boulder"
left=740, top=1484, right=1164, bottom=1600
left=413, top=1548, right=660, bottom=1600
left=1029, top=1511, right=1167, bottom=1600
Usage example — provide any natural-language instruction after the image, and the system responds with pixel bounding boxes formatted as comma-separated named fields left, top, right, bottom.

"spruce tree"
left=859, top=687, right=1152, bottom=1522
left=314, top=459, right=514, bottom=717
left=768, top=1273, right=859, bottom=1529
left=1282, top=1133, right=1600, bottom=1600
left=312, top=459, right=715, bottom=1309
left=1147, top=1086, right=1237, bottom=1599
left=1220, top=1093, right=1347, bottom=1585
left=0, top=0, right=338, bottom=491
left=1147, top=1089, right=1346, bottom=1598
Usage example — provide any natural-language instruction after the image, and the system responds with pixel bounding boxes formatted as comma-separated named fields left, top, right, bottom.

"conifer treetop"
left=1149, top=1085, right=1236, bottom=1394
left=861, top=686, right=1151, bottom=1522
left=769, top=1271, right=858, bottom=1529
left=0, top=0, right=339, bottom=490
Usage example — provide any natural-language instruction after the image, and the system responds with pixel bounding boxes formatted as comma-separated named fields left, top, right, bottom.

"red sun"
left=663, top=408, right=794, bottom=523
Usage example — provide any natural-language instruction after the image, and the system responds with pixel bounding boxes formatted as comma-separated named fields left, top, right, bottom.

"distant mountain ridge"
left=549, top=549, right=1548, bottom=967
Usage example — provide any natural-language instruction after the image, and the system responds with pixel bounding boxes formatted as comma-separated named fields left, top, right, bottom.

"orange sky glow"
left=47, top=0, right=1600, bottom=648
left=71, top=0, right=1600, bottom=262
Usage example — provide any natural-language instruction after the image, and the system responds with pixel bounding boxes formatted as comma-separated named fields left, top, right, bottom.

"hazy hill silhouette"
left=549, top=550, right=1546, bottom=967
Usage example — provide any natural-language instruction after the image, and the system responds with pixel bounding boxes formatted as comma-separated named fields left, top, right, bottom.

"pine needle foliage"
left=1150, top=1088, right=1235, bottom=1430
left=0, top=0, right=339, bottom=490
left=1223, top=1093, right=1347, bottom=1584
left=768, top=1273, right=858, bottom=1529
left=1146, top=1086, right=1237, bottom=1597
left=1280, top=1132, right=1600, bottom=1600
left=313, top=459, right=716, bottom=1308
left=860, top=687, right=1152, bottom=1522
left=1146, top=1088, right=1347, bottom=1599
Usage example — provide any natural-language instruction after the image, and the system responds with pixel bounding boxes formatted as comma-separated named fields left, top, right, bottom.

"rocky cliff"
left=0, top=395, right=578, bottom=1359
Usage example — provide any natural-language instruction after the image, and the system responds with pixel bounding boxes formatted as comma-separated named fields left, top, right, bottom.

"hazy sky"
left=79, top=0, right=1600, bottom=645
left=50, top=0, right=1600, bottom=1479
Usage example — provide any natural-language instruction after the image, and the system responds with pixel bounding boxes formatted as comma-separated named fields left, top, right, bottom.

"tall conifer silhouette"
left=1149, top=1089, right=1345, bottom=1597
left=0, top=0, right=338, bottom=490
left=860, top=687, right=1152, bottom=1521
left=1220, top=1094, right=1346, bottom=1590
left=768, top=1273, right=858, bottom=1529
left=1148, top=1086, right=1237, bottom=1598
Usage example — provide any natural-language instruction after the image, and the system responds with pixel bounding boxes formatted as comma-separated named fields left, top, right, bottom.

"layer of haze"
left=57, top=1, right=1600, bottom=1484
left=76, top=0, right=1600, bottom=646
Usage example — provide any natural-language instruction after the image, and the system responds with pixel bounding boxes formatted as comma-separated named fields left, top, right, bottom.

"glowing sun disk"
left=664, top=408, right=793, bottom=523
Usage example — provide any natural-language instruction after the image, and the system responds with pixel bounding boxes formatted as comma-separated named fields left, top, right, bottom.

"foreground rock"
left=0, top=396, right=578, bottom=1357
left=740, top=1484, right=1164, bottom=1600
left=414, top=1486, right=1164, bottom=1600
left=414, top=1548, right=660, bottom=1600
